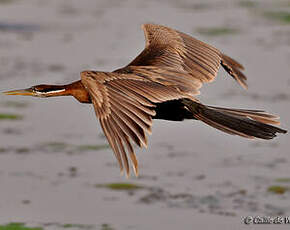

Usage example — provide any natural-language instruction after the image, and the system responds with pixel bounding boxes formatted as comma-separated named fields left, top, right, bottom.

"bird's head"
left=3, top=81, right=91, bottom=103
left=3, top=85, right=66, bottom=98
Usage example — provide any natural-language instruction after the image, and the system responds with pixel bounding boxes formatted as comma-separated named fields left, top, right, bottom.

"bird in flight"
left=4, top=24, right=287, bottom=177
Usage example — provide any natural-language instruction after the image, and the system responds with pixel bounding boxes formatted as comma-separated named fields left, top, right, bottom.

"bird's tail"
left=221, top=53, right=248, bottom=89
left=182, top=99, right=287, bottom=139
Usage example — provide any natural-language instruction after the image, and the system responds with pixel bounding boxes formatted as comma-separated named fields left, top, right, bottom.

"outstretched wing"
left=81, top=68, right=197, bottom=176
left=117, top=24, right=247, bottom=89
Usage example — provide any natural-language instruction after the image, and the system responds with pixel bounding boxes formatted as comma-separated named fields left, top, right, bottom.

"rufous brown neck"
left=53, top=81, right=91, bottom=103
left=62, top=80, right=91, bottom=103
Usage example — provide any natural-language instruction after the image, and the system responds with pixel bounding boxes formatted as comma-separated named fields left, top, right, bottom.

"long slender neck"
left=43, top=81, right=91, bottom=103
left=66, top=80, right=91, bottom=103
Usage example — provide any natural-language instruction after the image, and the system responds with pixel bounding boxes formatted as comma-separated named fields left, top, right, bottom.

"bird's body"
left=4, top=24, right=287, bottom=176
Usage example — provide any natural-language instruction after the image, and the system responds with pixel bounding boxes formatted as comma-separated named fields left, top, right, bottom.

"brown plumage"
left=3, top=24, right=287, bottom=177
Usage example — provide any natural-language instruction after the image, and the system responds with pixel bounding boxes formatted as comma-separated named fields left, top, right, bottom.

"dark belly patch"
left=153, top=99, right=194, bottom=121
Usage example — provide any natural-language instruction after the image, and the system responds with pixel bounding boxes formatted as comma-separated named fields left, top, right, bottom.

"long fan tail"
left=183, top=99, right=287, bottom=139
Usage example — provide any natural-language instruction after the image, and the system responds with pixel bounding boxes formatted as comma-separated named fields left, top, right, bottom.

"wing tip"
left=119, top=160, right=139, bottom=178
left=141, top=23, right=159, bottom=30
left=141, top=24, right=146, bottom=30
left=133, top=164, right=139, bottom=177
left=240, top=81, right=248, bottom=90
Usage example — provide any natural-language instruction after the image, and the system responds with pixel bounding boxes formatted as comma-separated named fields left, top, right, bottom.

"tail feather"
left=193, top=111, right=254, bottom=138
left=183, top=99, right=287, bottom=140
left=221, top=53, right=248, bottom=89
left=207, top=106, right=281, bottom=125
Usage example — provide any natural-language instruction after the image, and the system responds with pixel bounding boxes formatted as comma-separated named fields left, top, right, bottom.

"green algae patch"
left=62, top=224, right=94, bottom=229
left=77, top=144, right=109, bottom=152
left=264, top=11, right=290, bottom=24
left=95, top=183, right=144, bottom=190
left=16, top=147, right=30, bottom=154
left=42, top=142, right=68, bottom=152
left=101, top=224, right=114, bottom=230
left=1, top=101, right=29, bottom=108
left=62, top=224, right=76, bottom=228
left=0, top=113, right=23, bottom=120
left=0, top=147, right=8, bottom=153
left=0, top=0, right=14, bottom=4
left=275, top=178, right=290, bottom=183
left=196, top=27, right=239, bottom=37
left=0, top=223, right=42, bottom=230
left=267, top=185, right=290, bottom=194
left=238, top=1, right=257, bottom=8
left=39, top=142, right=109, bottom=153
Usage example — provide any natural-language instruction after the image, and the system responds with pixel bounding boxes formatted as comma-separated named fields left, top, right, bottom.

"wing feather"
left=126, top=24, right=221, bottom=84
left=99, top=118, right=124, bottom=173
left=81, top=68, right=196, bottom=176
left=109, top=95, right=152, bottom=133
left=121, top=24, right=247, bottom=89
left=108, top=115, right=139, bottom=176
left=108, top=121, right=130, bottom=176
left=108, top=82, right=156, bottom=115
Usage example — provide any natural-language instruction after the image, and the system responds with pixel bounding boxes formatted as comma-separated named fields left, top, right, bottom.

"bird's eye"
left=31, top=86, right=44, bottom=92
left=30, top=86, right=37, bottom=92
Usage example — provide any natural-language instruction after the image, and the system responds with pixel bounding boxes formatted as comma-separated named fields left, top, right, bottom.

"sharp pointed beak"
left=2, top=88, right=35, bottom=96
